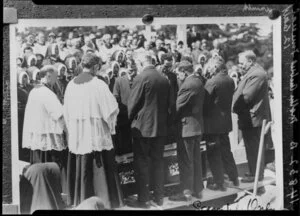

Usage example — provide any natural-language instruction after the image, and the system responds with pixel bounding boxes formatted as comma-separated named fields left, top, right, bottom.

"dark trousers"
left=177, top=136, right=203, bottom=194
left=132, top=137, right=165, bottom=202
left=67, top=152, right=95, bottom=206
left=18, top=110, right=30, bottom=162
left=206, top=134, right=224, bottom=185
left=242, top=127, right=265, bottom=179
left=30, top=149, right=62, bottom=165
left=219, top=133, right=239, bottom=181
left=115, top=123, right=133, bottom=155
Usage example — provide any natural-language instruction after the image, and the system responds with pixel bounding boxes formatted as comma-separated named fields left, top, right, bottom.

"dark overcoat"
left=232, top=63, right=271, bottom=129
left=128, top=65, right=170, bottom=138
left=204, top=71, right=235, bottom=134
left=176, top=74, right=205, bottom=138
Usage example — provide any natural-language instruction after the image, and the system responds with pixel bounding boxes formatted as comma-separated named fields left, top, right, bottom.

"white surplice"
left=63, top=76, right=119, bottom=155
left=22, top=85, right=66, bottom=151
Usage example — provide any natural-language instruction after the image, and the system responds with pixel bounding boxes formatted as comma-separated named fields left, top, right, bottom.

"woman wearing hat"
left=108, top=61, right=120, bottom=92
left=34, top=52, right=44, bottom=67
left=17, top=56, right=24, bottom=70
left=112, top=50, right=125, bottom=67
left=64, top=55, right=78, bottom=82
left=26, top=66, right=41, bottom=86
left=46, top=43, right=60, bottom=63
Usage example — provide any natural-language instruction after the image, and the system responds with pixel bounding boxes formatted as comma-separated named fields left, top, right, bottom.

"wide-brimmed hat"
left=17, top=70, right=29, bottom=85
left=27, top=66, right=40, bottom=81
left=27, top=54, right=37, bottom=67
left=65, top=56, right=77, bottom=70
left=48, top=32, right=56, bottom=38
left=54, top=62, right=67, bottom=77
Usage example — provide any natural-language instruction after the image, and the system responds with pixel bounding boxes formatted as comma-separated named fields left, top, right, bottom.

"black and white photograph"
left=4, top=7, right=291, bottom=213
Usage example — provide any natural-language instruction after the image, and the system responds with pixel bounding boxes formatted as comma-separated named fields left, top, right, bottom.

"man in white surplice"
left=22, top=65, right=66, bottom=164
left=63, top=53, right=120, bottom=207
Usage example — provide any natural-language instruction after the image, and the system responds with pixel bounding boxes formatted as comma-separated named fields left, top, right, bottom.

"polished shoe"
left=206, top=176, right=214, bottom=185
left=127, top=200, right=151, bottom=209
left=244, top=172, right=254, bottom=177
left=169, top=193, right=192, bottom=202
left=207, top=183, right=227, bottom=191
left=151, top=198, right=164, bottom=206
left=192, top=192, right=203, bottom=199
left=241, top=176, right=264, bottom=183
left=232, top=178, right=240, bottom=187
left=256, top=186, right=266, bottom=195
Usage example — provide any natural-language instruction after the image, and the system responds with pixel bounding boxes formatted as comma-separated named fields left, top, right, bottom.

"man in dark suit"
left=232, top=50, right=271, bottom=183
left=204, top=56, right=239, bottom=191
left=157, top=53, right=179, bottom=144
left=128, top=53, right=170, bottom=208
left=113, top=62, right=137, bottom=155
left=169, top=60, right=205, bottom=201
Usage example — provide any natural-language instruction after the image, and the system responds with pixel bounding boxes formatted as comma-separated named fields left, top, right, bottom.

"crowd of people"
left=16, top=28, right=274, bottom=211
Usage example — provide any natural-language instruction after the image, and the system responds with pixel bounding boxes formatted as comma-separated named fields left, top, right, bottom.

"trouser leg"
left=242, top=127, right=265, bottom=179
left=132, top=137, right=150, bottom=202
left=206, top=134, right=224, bottom=185
left=219, top=133, right=239, bottom=181
left=149, top=137, right=165, bottom=200
left=193, top=136, right=203, bottom=193
left=177, top=137, right=194, bottom=193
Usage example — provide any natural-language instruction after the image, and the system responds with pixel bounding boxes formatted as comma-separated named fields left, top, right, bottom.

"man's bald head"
left=137, top=53, right=152, bottom=68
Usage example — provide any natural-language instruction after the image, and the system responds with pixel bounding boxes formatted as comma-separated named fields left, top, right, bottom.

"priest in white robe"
left=63, top=53, right=123, bottom=209
left=22, top=65, right=66, bottom=164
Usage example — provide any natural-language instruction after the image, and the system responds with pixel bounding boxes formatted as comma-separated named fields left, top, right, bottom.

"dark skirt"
left=66, top=149, right=124, bottom=209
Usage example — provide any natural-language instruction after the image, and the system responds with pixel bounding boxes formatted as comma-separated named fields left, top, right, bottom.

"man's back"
left=204, top=71, right=235, bottom=134
left=232, top=63, right=271, bottom=129
left=176, top=75, right=205, bottom=137
left=128, top=65, right=170, bottom=137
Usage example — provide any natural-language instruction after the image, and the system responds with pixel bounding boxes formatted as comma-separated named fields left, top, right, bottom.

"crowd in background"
left=15, top=25, right=274, bottom=99
left=16, top=25, right=275, bottom=212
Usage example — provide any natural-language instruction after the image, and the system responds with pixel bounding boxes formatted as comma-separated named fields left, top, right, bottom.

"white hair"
left=137, top=53, right=152, bottom=65
left=239, top=50, right=257, bottom=62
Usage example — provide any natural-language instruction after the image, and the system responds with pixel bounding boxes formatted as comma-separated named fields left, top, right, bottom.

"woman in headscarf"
left=112, top=50, right=125, bottom=67
left=64, top=55, right=78, bottom=82
left=54, top=62, right=68, bottom=98
left=64, top=53, right=123, bottom=209
left=17, top=57, right=24, bottom=70
left=109, top=61, right=120, bottom=92
left=24, top=54, right=38, bottom=68
left=26, top=66, right=41, bottom=87
left=22, top=65, right=66, bottom=165
left=20, top=162, right=106, bottom=213
left=35, top=54, right=45, bottom=69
